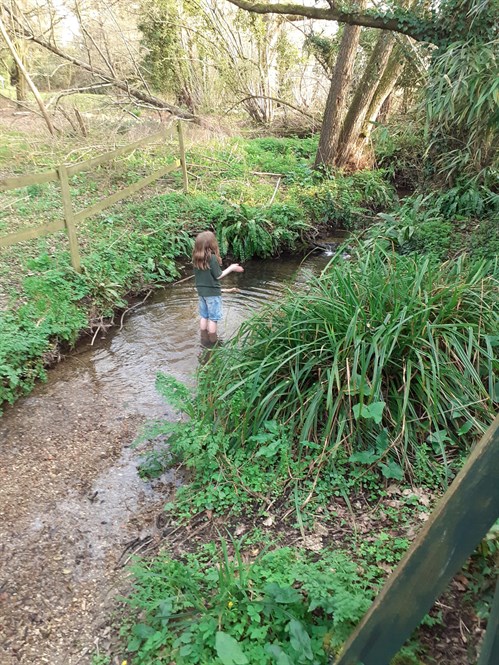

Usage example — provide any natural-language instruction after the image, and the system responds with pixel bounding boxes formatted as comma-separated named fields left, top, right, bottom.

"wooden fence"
left=335, top=414, right=499, bottom=665
left=0, top=121, right=189, bottom=272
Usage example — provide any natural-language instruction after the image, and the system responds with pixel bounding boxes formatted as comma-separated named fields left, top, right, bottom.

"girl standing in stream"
left=192, top=231, right=244, bottom=343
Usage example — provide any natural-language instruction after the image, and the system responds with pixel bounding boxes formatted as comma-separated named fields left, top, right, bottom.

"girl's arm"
left=218, top=263, right=244, bottom=279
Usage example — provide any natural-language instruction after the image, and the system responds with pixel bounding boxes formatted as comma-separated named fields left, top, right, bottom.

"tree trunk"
left=335, top=30, right=396, bottom=167
left=6, top=2, right=27, bottom=106
left=10, top=61, right=27, bottom=105
left=314, top=8, right=365, bottom=168
left=364, top=45, right=404, bottom=135
left=350, top=44, right=406, bottom=165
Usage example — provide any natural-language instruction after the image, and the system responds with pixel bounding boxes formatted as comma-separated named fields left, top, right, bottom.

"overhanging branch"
left=225, top=0, right=439, bottom=43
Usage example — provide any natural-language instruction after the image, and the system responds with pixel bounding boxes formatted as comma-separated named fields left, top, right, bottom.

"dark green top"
left=194, top=254, right=222, bottom=296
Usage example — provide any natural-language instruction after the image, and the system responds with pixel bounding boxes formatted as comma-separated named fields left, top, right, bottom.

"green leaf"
left=457, top=421, right=473, bottom=435
left=427, top=429, right=450, bottom=445
left=132, top=623, right=156, bottom=639
left=349, top=449, right=380, bottom=465
left=265, top=644, right=294, bottom=665
left=264, top=583, right=301, bottom=604
left=156, top=598, right=173, bottom=626
left=353, top=401, right=385, bottom=424
left=215, top=631, right=249, bottom=665
left=288, top=620, right=313, bottom=661
left=379, top=459, right=404, bottom=480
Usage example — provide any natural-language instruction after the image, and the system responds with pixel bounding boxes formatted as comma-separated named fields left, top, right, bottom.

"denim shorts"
left=198, top=295, right=223, bottom=322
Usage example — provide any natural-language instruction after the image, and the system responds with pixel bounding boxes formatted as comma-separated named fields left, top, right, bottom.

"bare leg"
left=207, top=320, right=217, bottom=334
left=200, top=317, right=208, bottom=331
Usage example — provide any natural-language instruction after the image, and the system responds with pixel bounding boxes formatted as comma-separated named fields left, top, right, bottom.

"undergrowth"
left=0, top=133, right=396, bottom=410
left=122, top=538, right=420, bottom=665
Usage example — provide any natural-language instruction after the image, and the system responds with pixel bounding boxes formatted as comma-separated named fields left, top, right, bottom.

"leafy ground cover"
left=1, top=114, right=497, bottom=663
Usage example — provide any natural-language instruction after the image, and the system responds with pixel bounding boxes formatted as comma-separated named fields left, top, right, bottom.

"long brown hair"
left=192, top=231, right=222, bottom=270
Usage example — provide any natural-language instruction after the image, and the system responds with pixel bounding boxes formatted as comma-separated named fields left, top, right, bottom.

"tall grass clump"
left=197, top=247, right=498, bottom=483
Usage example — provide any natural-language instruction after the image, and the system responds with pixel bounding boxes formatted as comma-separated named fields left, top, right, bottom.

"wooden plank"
left=66, top=128, right=169, bottom=176
left=0, top=170, right=58, bottom=192
left=0, top=219, right=65, bottom=247
left=478, top=577, right=499, bottom=665
left=58, top=164, right=82, bottom=273
left=335, top=415, right=499, bottom=665
left=73, top=162, right=179, bottom=223
left=176, top=120, right=189, bottom=194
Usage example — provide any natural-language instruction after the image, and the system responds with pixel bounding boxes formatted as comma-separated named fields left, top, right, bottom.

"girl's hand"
left=231, top=263, right=244, bottom=273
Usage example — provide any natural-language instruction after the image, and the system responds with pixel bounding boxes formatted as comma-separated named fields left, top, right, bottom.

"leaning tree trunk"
left=335, top=30, right=396, bottom=167
left=314, top=4, right=365, bottom=168
left=351, top=43, right=406, bottom=164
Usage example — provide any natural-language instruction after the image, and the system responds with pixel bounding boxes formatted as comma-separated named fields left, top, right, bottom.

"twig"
left=117, top=536, right=154, bottom=568
left=251, top=170, right=284, bottom=177
left=268, top=176, right=281, bottom=205
left=171, top=274, right=195, bottom=286
left=50, top=83, right=113, bottom=109
left=119, top=289, right=153, bottom=330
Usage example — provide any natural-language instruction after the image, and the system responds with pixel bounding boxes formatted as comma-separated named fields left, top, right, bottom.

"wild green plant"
left=0, top=254, right=91, bottom=407
left=192, top=247, right=497, bottom=487
left=425, top=34, right=499, bottom=186
left=215, top=203, right=308, bottom=262
left=372, top=115, right=426, bottom=189
left=123, top=540, right=379, bottom=664
left=369, top=185, right=499, bottom=261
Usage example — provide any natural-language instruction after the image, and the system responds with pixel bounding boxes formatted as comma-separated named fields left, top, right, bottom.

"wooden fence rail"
left=0, top=121, right=188, bottom=272
left=334, top=414, right=499, bottom=665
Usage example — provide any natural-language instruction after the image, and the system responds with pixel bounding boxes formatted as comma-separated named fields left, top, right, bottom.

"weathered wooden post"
left=334, top=415, right=499, bottom=665
left=176, top=120, right=189, bottom=194
left=57, top=164, right=82, bottom=273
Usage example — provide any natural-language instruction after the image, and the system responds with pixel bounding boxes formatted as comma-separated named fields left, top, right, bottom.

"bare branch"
left=2, top=3, right=199, bottom=122
left=0, top=12, right=56, bottom=135
left=227, top=94, right=316, bottom=120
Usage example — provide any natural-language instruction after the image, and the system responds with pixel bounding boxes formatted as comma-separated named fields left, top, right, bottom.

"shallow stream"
left=0, top=250, right=336, bottom=664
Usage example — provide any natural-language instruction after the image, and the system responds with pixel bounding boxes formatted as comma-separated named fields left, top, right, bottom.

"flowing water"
left=0, top=251, right=335, bottom=664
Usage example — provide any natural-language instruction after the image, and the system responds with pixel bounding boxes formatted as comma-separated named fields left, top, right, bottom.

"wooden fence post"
left=57, top=164, right=82, bottom=273
left=334, top=415, right=499, bottom=665
left=176, top=120, right=189, bottom=194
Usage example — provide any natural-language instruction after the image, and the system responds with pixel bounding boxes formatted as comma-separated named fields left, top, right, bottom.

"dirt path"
left=0, top=348, right=180, bottom=664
